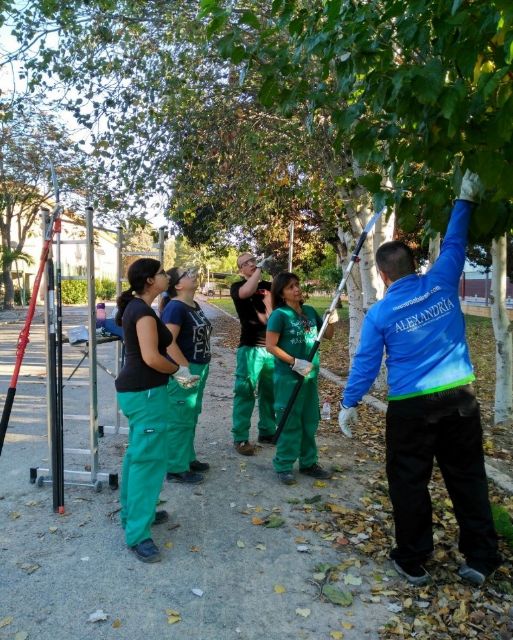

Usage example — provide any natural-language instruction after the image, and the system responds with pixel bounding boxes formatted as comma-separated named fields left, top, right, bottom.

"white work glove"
left=323, top=309, right=339, bottom=324
left=173, top=365, right=200, bottom=388
left=338, top=404, right=357, bottom=438
left=256, top=254, right=273, bottom=269
left=458, top=169, right=482, bottom=203
left=291, top=358, right=313, bottom=377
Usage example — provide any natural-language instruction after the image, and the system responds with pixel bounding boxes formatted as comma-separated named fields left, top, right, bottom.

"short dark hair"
left=375, top=241, right=416, bottom=282
left=271, top=272, right=300, bottom=309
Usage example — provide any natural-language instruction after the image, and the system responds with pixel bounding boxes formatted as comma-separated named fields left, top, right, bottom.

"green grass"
left=204, top=295, right=349, bottom=320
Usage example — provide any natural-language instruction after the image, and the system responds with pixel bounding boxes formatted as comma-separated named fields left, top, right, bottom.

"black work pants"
left=386, top=385, right=500, bottom=574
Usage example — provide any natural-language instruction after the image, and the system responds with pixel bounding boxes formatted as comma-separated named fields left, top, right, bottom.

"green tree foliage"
left=203, top=0, right=513, bottom=240
left=0, top=96, right=88, bottom=308
left=4, top=1, right=349, bottom=270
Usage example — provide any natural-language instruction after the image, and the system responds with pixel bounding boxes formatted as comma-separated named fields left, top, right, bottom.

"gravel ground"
left=0, top=304, right=398, bottom=640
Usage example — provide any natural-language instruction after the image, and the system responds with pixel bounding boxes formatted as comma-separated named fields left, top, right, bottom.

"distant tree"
left=0, top=96, right=87, bottom=308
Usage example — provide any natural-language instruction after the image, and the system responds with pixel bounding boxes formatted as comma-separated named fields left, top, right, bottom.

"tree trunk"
left=490, top=234, right=513, bottom=425
left=337, top=228, right=363, bottom=367
left=2, top=262, right=15, bottom=309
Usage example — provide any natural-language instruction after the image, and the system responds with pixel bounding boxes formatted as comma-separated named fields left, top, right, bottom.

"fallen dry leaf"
left=166, top=609, right=181, bottom=624
left=295, top=608, right=311, bottom=617
left=112, top=619, right=122, bottom=628
left=0, top=617, right=13, bottom=629
left=251, top=516, right=265, bottom=526
left=274, top=584, right=286, bottom=594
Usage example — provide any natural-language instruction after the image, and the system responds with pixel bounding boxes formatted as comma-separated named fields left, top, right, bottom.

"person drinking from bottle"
left=115, top=258, right=179, bottom=563
left=338, top=170, right=501, bottom=587
left=160, top=267, right=212, bottom=484
left=266, top=272, right=337, bottom=485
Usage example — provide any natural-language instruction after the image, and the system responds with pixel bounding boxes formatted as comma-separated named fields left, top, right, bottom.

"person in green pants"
left=230, top=253, right=276, bottom=456
left=160, top=267, right=212, bottom=483
left=266, top=272, right=338, bottom=485
left=115, top=258, right=182, bottom=563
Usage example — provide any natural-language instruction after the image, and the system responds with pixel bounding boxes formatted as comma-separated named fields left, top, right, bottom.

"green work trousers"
left=232, top=346, right=275, bottom=442
left=118, top=385, right=170, bottom=547
left=167, top=363, right=210, bottom=473
left=272, top=371, right=320, bottom=473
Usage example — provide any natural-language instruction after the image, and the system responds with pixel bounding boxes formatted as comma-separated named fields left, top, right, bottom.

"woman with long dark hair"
left=160, top=267, right=212, bottom=483
left=266, top=272, right=337, bottom=485
left=115, top=258, right=178, bottom=563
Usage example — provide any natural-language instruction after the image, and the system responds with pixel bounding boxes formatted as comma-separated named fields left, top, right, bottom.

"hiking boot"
left=393, top=560, right=430, bottom=586
left=258, top=434, right=276, bottom=445
left=152, top=510, right=169, bottom=525
left=166, top=471, right=204, bottom=484
left=234, top=441, right=255, bottom=456
left=277, top=471, right=297, bottom=485
left=130, top=538, right=161, bottom=563
left=299, top=463, right=332, bottom=479
left=190, top=460, right=210, bottom=472
left=458, top=564, right=487, bottom=586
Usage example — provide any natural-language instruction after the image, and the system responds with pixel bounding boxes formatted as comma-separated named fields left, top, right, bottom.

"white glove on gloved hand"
left=173, top=365, right=200, bottom=388
left=458, top=169, right=482, bottom=203
left=291, top=358, right=313, bottom=377
left=256, top=255, right=272, bottom=269
left=323, top=309, right=339, bottom=324
left=338, top=405, right=357, bottom=438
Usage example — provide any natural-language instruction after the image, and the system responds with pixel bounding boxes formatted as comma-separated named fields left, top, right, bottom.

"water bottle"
left=96, top=302, right=106, bottom=329
left=321, top=401, right=331, bottom=420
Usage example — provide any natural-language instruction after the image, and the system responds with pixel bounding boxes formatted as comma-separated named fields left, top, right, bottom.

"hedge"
left=61, top=278, right=117, bottom=304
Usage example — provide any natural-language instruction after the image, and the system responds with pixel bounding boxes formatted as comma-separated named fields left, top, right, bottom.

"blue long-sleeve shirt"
left=342, top=199, right=475, bottom=407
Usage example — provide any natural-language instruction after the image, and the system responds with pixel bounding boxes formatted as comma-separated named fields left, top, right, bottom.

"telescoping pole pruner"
left=0, top=162, right=63, bottom=458
left=272, top=207, right=386, bottom=445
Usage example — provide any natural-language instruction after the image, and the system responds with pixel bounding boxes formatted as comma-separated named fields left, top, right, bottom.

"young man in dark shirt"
left=230, top=253, right=276, bottom=455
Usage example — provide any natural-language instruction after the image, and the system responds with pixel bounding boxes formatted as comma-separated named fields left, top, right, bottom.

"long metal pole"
left=49, top=161, right=65, bottom=510
left=288, top=221, right=294, bottom=272
left=272, top=208, right=386, bottom=444
left=0, top=202, right=63, bottom=457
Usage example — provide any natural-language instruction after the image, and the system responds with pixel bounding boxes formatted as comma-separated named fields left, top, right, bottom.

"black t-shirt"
left=160, top=299, right=212, bottom=364
left=230, top=279, right=271, bottom=347
left=115, top=298, right=173, bottom=392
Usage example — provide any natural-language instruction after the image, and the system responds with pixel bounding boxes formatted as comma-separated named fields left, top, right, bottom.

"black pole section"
left=272, top=207, right=386, bottom=444
left=45, top=257, right=62, bottom=512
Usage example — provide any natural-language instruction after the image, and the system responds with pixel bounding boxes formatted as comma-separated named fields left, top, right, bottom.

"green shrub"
left=61, top=280, right=88, bottom=304
left=96, top=278, right=116, bottom=301
left=492, top=503, right=513, bottom=549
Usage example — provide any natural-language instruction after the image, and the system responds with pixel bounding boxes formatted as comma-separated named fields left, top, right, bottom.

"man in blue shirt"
left=339, top=171, right=501, bottom=587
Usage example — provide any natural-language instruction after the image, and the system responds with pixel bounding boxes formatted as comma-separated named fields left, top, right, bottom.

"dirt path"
left=0, top=304, right=394, bottom=640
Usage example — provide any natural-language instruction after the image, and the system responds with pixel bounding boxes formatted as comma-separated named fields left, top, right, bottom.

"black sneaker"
left=130, top=538, right=161, bottom=563
left=299, top=463, right=332, bottom=479
left=277, top=471, right=297, bottom=485
left=152, top=510, right=169, bottom=526
left=258, top=434, right=276, bottom=444
left=393, top=560, right=430, bottom=586
left=190, top=460, right=210, bottom=472
left=166, top=471, right=204, bottom=484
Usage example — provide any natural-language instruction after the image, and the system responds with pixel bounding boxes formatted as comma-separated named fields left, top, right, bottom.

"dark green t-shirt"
left=266, top=304, right=322, bottom=376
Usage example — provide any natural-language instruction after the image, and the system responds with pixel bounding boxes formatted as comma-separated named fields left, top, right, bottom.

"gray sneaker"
left=458, top=564, right=486, bottom=586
